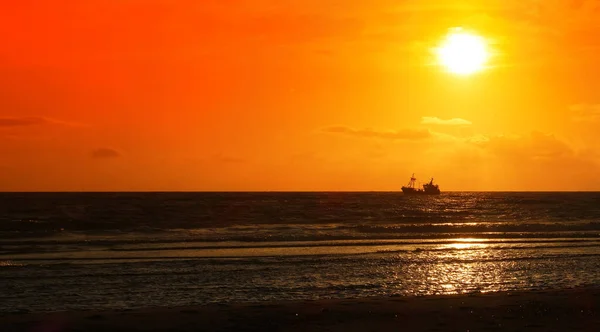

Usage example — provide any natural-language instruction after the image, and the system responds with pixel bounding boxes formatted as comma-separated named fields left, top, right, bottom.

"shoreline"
left=2, top=288, right=599, bottom=331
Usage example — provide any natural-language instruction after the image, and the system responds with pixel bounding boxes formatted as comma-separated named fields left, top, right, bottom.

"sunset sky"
left=2, top=0, right=600, bottom=191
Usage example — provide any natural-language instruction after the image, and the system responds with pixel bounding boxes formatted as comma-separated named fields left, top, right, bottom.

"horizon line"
left=1, top=190, right=600, bottom=193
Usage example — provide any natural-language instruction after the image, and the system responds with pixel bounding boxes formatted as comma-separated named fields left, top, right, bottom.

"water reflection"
left=418, top=238, right=505, bottom=295
left=446, top=242, right=488, bottom=250
left=453, top=237, right=486, bottom=242
left=3, top=236, right=599, bottom=311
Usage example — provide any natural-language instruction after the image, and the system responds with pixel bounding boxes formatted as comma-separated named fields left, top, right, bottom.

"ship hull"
left=401, top=187, right=440, bottom=195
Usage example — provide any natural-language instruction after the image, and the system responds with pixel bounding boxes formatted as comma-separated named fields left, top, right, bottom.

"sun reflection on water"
left=454, top=238, right=486, bottom=242
left=445, top=239, right=489, bottom=250
left=417, top=238, right=505, bottom=295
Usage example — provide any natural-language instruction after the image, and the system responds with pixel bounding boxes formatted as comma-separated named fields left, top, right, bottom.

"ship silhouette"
left=401, top=173, right=441, bottom=195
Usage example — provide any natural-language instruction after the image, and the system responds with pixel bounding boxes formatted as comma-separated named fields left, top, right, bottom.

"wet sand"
left=1, top=288, right=598, bottom=332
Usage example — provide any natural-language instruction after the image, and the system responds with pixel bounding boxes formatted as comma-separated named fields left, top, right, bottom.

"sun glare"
left=436, top=28, right=489, bottom=75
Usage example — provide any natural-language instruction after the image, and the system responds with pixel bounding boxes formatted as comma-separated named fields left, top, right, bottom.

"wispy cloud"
left=0, top=117, right=49, bottom=127
left=215, top=154, right=245, bottom=164
left=0, top=116, right=83, bottom=127
left=468, top=131, right=574, bottom=160
left=322, top=125, right=431, bottom=140
left=570, top=103, right=600, bottom=121
left=91, top=148, right=121, bottom=159
left=421, top=117, right=472, bottom=126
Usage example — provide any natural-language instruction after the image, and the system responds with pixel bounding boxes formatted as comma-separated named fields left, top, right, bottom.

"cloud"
left=215, top=154, right=245, bottom=164
left=569, top=103, right=600, bottom=121
left=469, top=131, right=574, bottom=160
left=0, top=117, right=49, bottom=127
left=434, top=130, right=577, bottom=162
left=322, top=125, right=431, bottom=140
left=421, top=117, right=472, bottom=126
left=0, top=116, right=82, bottom=128
left=91, top=148, right=121, bottom=159
left=464, top=134, right=490, bottom=144
left=429, top=129, right=600, bottom=190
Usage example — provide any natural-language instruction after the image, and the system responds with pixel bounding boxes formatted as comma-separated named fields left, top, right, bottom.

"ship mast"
left=408, top=173, right=417, bottom=188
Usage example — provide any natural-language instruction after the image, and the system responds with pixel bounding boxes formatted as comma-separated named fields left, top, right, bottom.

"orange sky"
left=2, top=0, right=600, bottom=191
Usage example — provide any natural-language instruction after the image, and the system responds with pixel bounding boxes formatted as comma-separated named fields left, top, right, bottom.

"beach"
left=2, top=288, right=598, bottom=332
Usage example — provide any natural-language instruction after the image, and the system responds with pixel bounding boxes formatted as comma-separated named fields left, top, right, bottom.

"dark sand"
left=1, top=288, right=598, bottom=331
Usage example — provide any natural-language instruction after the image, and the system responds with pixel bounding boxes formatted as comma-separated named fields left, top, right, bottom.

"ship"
left=401, top=174, right=441, bottom=195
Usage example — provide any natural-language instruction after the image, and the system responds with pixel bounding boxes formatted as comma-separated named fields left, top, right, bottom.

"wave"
left=3, top=239, right=600, bottom=264
left=0, top=260, right=25, bottom=268
left=103, top=240, right=600, bottom=252
left=4, top=250, right=600, bottom=269
left=2, top=192, right=600, bottom=236
left=2, top=220, right=600, bottom=244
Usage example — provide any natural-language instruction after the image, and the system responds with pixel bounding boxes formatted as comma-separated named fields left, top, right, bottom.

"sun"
left=436, top=28, right=489, bottom=75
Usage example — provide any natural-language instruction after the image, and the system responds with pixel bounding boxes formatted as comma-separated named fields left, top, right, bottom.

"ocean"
left=1, top=192, right=600, bottom=313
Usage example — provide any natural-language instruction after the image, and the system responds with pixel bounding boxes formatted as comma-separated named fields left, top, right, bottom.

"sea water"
left=1, top=192, right=599, bottom=312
